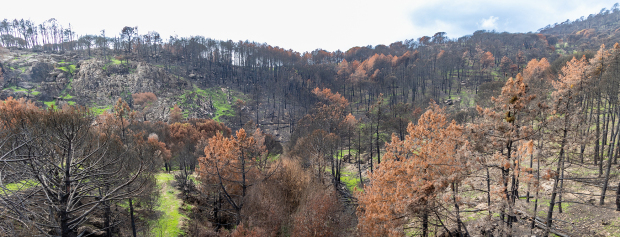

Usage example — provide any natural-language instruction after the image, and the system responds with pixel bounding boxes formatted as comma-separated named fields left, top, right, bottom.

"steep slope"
left=0, top=49, right=228, bottom=122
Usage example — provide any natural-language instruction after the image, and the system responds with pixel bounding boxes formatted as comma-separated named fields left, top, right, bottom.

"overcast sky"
left=3, top=0, right=618, bottom=53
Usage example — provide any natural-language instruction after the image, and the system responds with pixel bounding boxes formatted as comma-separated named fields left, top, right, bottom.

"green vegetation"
left=340, top=174, right=361, bottom=192
left=178, top=85, right=238, bottom=122
left=91, top=105, right=113, bottom=115
left=102, top=58, right=123, bottom=70
left=5, top=180, right=38, bottom=191
left=604, top=217, right=620, bottom=237
left=58, top=64, right=77, bottom=74
left=61, top=94, right=74, bottom=99
left=44, top=101, right=56, bottom=108
left=6, top=86, right=41, bottom=96
left=267, top=154, right=281, bottom=162
left=151, top=173, right=186, bottom=237
left=336, top=149, right=358, bottom=158
left=460, top=90, right=476, bottom=107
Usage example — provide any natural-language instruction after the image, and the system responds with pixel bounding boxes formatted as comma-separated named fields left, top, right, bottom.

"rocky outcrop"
left=30, top=62, right=54, bottom=82
left=1, top=49, right=218, bottom=123
left=71, top=60, right=190, bottom=105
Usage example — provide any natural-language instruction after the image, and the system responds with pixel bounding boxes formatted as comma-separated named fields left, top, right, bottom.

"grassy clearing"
left=151, top=173, right=185, bottom=237
left=8, top=86, right=27, bottom=92
left=90, top=105, right=113, bottom=115
left=340, top=173, right=362, bottom=192
left=459, top=90, right=476, bottom=107
left=6, top=86, right=41, bottom=96
left=334, top=149, right=358, bottom=160
left=5, top=179, right=38, bottom=191
left=61, top=94, right=74, bottom=99
left=102, top=58, right=123, bottom=70
left=44, top=101, right=56, bottom=108
left=178, top=85, right=237, bottom=122
left=532, top=197, right=571, bottom=217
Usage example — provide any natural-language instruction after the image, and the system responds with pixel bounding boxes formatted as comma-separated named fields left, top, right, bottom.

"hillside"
left=0, top=6, right=620, bottom=236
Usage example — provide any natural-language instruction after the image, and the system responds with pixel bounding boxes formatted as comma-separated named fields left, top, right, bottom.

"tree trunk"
left=486, top=166, right=492, bottom=217
left=129, top=198, right=137, bottom=237
left=453, top=183, right=464, bottom=236
left=60, top=210, right=71, bottom=237
left=358, top=128, right=363, bottom=187
left=545, top=114, right=568, bottom=236
left=422, top=210, right=429, bottom=237
left=600, top=108, right=620, bottom=205
left=595, top=96, right=600, bottom=166
left=616, top=180, right=620, bottom=211
left=105, top=201, right=112, bottom=237
left=376, top=105, right=381, bottom=164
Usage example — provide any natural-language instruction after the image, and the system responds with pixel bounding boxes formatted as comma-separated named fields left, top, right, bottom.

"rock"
left=30, top=62, right=54, bottom=82
left=57, top=73, right=65, bottom=79
left=17, top=82, right=33, bottom=89
left=19, top=73, right=31, bottom=81
left=13, top=91, right=27, bottom=98
left=343, top=154, right=352, bottom=162
left=361, top=154, right=370, bottom=164
left=541, top=180, right=553, bottom=193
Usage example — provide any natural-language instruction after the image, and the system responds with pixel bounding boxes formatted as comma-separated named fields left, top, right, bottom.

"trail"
left=152, top=172, right=186, bottom=236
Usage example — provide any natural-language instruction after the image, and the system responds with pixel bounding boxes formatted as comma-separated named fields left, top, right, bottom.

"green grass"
left=44, top=101, right=56, bottom=108
left=102, top=58, right=123, bottom=70
left=151, top=173, right=186, bottom=237
left=603, top=217, right=620, bottom=236
left=8, top=86, right=27, bottom=92
left=6, top=86, right=42, bottom=97
left=110, top=58, right=122, bottom=64
left=460, top=90, right=476, bottom=107
left=178, top=85, right=238, bottom=122
left=334, top=149, right=358, bottom=160
left=340, top=174, right=361, bottom=192
left=91, top=105, right=113, bottom=115
left=267, top=154, right=281, bottom=162
left=61, top=94, right=74, bottom=99
left=57, top=64, right=77, bottom=74
left=5, top=179, right=38, bottom=191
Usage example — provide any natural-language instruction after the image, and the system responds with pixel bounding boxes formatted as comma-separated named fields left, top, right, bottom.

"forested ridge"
left=0, top=3, right=620, bottom=237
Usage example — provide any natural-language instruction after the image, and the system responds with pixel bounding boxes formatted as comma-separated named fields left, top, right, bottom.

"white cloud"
left=480, top=16, right=499, bottom=30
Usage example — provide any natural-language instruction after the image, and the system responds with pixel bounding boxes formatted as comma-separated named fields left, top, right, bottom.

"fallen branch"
left=514, top=209, right=570, bottom=237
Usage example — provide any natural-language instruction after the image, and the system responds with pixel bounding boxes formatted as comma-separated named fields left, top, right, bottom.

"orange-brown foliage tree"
left=472, top=72, right=538, bottom=234
left=170, top=104, right=183, bottom=123
left=132, top=92, right=157, bottom=121
left=198, top=128, right=268, bottom=225
left=357, top=104, right=469, bottom=237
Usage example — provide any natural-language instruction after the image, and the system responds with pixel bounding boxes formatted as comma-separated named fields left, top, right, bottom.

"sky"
left=3, top=0, right=619, bottom=53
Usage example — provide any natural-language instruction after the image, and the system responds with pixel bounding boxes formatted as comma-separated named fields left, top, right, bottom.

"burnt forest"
left=1, top=3, right=620, bottom=237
